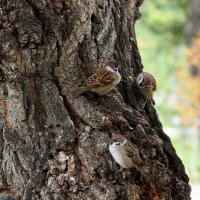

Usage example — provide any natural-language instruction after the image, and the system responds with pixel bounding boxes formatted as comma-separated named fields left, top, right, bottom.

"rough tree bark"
left=0, top=0, right=191, bottom=199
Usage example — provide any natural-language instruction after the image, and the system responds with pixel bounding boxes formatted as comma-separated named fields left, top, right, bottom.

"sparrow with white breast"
left=136, top=72, right=157, bottom=107
left=109, top=134, right=149, bottom=178
left=71, top=60, right=121, bottom=97
left=136, top=72, right=157, bottom=99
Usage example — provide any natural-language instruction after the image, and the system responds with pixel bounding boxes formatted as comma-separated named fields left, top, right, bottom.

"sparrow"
left=109, top=134, right=149, bottom=178
left=136, top=72, right=157, bottom=100
left=71, top=60, right=121, bottom=97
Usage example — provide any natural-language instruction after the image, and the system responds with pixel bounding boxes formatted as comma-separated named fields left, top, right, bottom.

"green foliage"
left=141, top=0, right=188, bottom=44
left=136, top=0, right=189, bottom=127
left=173, top=135, right=200, bottom=183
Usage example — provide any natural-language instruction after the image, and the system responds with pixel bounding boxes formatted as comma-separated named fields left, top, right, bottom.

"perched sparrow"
left=136, top=72, right=157, bottom=99
left=71, top=60, right=121, bottom=97
left=109, top=134, right=149, bottom=177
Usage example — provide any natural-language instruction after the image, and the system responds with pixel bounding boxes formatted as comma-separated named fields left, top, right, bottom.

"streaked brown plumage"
left=136, top=72, right=156, bottom=99
left=71, top=60, right=121, bottom=97
left=109, top=134, right=149, bottom=178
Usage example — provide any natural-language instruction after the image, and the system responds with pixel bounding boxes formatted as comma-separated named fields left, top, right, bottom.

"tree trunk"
left=185, top=0, right=200, bottom=43
left=0, top=0, right=191, bottom=199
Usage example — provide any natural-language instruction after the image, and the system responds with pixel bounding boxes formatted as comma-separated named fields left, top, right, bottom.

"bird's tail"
left=70, top=86, right=89, bottom=97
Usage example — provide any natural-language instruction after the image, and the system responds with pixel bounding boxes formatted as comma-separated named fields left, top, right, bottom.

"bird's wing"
left=87, top=67, right=114, bottom=87
left=124, top=142, right=141, bottom=164
left=148, top=73, right=157, bottom=91
left=125, top=141, right=150, bottom=178
left=152, top=77, right=157, bottom=91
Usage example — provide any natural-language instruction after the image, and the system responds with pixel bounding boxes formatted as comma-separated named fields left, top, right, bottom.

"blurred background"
left=136, top=0, right=200, bottom=198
